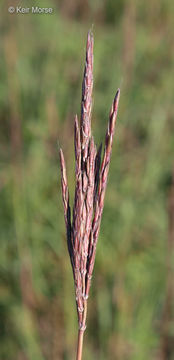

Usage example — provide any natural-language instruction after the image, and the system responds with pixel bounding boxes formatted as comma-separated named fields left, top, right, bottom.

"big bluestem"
left=59, top=30, right=120, bottom=360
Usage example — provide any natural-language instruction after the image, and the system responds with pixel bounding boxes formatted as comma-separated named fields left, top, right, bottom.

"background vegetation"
left=0, top=0, right=174, bottom=359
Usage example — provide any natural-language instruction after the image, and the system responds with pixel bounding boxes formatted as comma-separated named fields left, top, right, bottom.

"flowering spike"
left=59, top=32, right=120, bottom=359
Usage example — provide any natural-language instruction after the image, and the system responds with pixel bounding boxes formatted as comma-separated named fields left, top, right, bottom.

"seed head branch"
left=85, top=89, right=120, bottom=296
left=59, top=149, right=73, bottom=266
left=94, top=143, right=102, bottom=206
left=80, top=30, right=93, bottom=162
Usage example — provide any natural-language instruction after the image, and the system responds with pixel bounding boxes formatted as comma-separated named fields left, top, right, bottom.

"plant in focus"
left=59, top=31, right=120, bottom=360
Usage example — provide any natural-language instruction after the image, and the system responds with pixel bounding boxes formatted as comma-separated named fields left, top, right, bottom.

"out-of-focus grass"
left=0, top=0, right=174, bottom=359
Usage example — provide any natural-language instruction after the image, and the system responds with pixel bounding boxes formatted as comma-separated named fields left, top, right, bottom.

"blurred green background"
left=0, top=0, right=174, bottom=359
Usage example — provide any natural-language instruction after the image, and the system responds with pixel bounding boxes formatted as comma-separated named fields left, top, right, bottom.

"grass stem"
left=76, top=299, right=87, bottom=360
left=76, top=329, right=84, bottom=360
